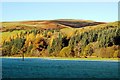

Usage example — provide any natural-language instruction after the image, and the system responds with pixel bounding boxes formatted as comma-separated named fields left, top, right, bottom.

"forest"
left=1, top=20, right=120, bottom=58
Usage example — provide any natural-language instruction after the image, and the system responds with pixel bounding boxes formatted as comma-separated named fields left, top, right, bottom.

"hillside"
left=1, top=19, right=120, bottom=58
left=1, top=19, right=106, bottom=32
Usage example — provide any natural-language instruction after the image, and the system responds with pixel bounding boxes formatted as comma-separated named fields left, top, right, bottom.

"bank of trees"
left=69, top=27, right=120, bottom=58
left=2, top=21, right=120, bottom=58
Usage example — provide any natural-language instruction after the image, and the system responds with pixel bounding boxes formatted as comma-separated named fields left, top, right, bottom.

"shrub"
left=113, top=50, right=120, bottom=58
left=11, top=46, right=19, bottom=55
left=59, top=46, right=71, bottom=57
left=83, top=44, right=93, bottom=57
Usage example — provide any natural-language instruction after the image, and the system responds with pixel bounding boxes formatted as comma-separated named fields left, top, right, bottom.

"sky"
left=1, top=2, right=118, bottom=22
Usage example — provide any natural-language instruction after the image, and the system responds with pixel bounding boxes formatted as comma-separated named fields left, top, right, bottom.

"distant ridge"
left=1, top=19, right=106, bottom=32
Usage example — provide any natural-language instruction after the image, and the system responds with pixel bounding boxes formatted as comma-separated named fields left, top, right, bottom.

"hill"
left=1, top=19, right=120, bottom=58
left=1, top=19, right=106, bottom=32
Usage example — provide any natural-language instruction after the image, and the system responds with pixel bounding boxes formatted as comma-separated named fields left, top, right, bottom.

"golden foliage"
left=5, top=37, right=11, bottom=42
left=59, top=46, right=71, bottom=57
left=47, top=31, right=52, bottom=38
left=49, top=36, right=55, bottom=47
left=25, top=33, right=35, bottom=47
